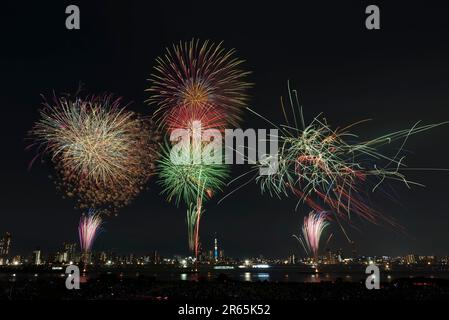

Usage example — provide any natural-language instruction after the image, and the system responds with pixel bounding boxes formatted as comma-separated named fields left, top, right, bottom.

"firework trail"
left=29, top=94, right=160, bottom=213
left=147, top=38, right=252, bottom=128
left=230, top=83, right=448, bottom=240
left=78, top=209, right=103, bottom=254
left=187, top=198, right=204, bottom=257
left=293, top=211, right=330, bottom=258
left=149, top=39, right=249, bottom=256
left=158, top=143, right=229, bottom=253
left=158, top=143, right=229, bottom=205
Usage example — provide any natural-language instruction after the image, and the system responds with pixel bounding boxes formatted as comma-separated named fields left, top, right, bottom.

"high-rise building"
left=33, top=249, right=42, bottom=265
left=208, top=250, right=213, bottom=262
left=99, top=251, right=108, bottom=263
left=153, top=250, right=160, bottom=264
left=0, top=232, right=12, bottom=265
left=405, top=254, right=416, bottom=264
left=289, top=254, right=296, bottom=264
left=337, top=248, right=344, bottom=262
left=63, top=243, right=76, bottom=262
left=326, top=249, right=338, bottom=264
left=126, top=253, right=134, bottom=264
left=0, top=232, right=11, bottom=257
left=54, top=251, right=66, bottom=263
left=54, top=243, right=77, bottom=263
left=12, top=255, right=21, bottom=265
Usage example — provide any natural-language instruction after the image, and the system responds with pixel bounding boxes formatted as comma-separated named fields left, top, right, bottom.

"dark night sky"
left=1, top=1, right=449, bottom=258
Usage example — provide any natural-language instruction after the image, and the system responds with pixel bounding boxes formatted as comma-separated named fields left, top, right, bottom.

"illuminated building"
left=33, top=249, right=42, bottom=265
left=12, top=255, right=21, bottom=265
left=54, top=243, right=77, bottom=263
left=153, top=250, right=160, bottom=264
left=63, top=243, right=76, bottom=262
left=405, top=254, right=416, bottom=264
left=0, top=232, right=11, bottom=264
left=326, top=249, right=337, bottom=264
left=99, top=251, right=108, bottom=263
left=208, top=250, right=213, bottom=261
left=289, top=254, right=296, bottom=264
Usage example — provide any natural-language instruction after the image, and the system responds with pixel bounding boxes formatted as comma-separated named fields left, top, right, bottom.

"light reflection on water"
left=257, top=273, right=270, bottom=280
left=0, top=271, right=423, bottom=283
left=241, top=272, right=272, bottom=281
left=3, top=267, right=448, bottom=283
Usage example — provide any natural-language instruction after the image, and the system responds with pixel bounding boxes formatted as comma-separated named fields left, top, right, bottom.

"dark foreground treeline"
left=1, top=274, right=449, bottom=300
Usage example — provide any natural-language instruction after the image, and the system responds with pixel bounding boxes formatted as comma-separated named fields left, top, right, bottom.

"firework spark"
left=157, top=143, right=229, bottom=206
left=248, top=84, right=447, bottom=228
left=166, top=102, right=228, bottom=133
left=146, top=39, right=252, bottom=128
left=29, top=94, right=160, bottom=212
left=293, top=211, right=330, bottom=258
left=158, top=141, right=228, bottom=254
left=186, top=199, right=204, bottom=256
left=78, top=209, right=103, bottom=253
left=148, top=39, right=250, bottom=256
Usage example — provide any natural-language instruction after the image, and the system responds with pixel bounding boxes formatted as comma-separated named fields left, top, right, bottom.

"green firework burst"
left=157, top=142, right=230, bottom=206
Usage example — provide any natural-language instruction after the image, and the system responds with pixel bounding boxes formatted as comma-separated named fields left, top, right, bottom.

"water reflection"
left=256, top=273, right=270, bottom=280
left=240, top=272, right=270, bottom=281
left=308, top=274, right=321, bottom=283
left=4, top=266, right=446, bottom=284
left=80, top=274, right=89, bottom=284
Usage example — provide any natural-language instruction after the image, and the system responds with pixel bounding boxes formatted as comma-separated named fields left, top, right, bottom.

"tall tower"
left=214, top=237, right=218, bottom=262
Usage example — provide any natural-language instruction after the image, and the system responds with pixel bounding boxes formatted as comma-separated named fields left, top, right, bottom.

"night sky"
left=1, top=1, right=449, bottom=258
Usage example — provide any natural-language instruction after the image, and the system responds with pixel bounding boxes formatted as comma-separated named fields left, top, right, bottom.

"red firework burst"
left=147, top=39, right=252, bottom=127
left=166, top=102, right=227, bottom=133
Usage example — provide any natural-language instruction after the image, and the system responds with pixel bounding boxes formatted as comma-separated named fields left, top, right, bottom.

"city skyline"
left=1, top=231, right=447, bottom=262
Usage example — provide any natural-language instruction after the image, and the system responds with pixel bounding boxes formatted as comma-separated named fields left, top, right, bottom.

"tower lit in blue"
left=214, top=237, right=218, bottom=262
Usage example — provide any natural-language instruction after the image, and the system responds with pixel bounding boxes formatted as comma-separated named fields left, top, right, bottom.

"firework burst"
left=166, top=102, right=228, bottom=133
left=146, top=39, right=252, bottom=128
left=293, top=211, right=330, bottom=258
left=149, top=39, right=250, bottom=256
left=157, top=143, right=229, bottom=206
left=78, top=209, right=103, bottom=253
left=243, top=83, right=448, bottom=231
left=157, top=142, right=229, bottom=253
left=29, top=94, right=160, bottom=212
